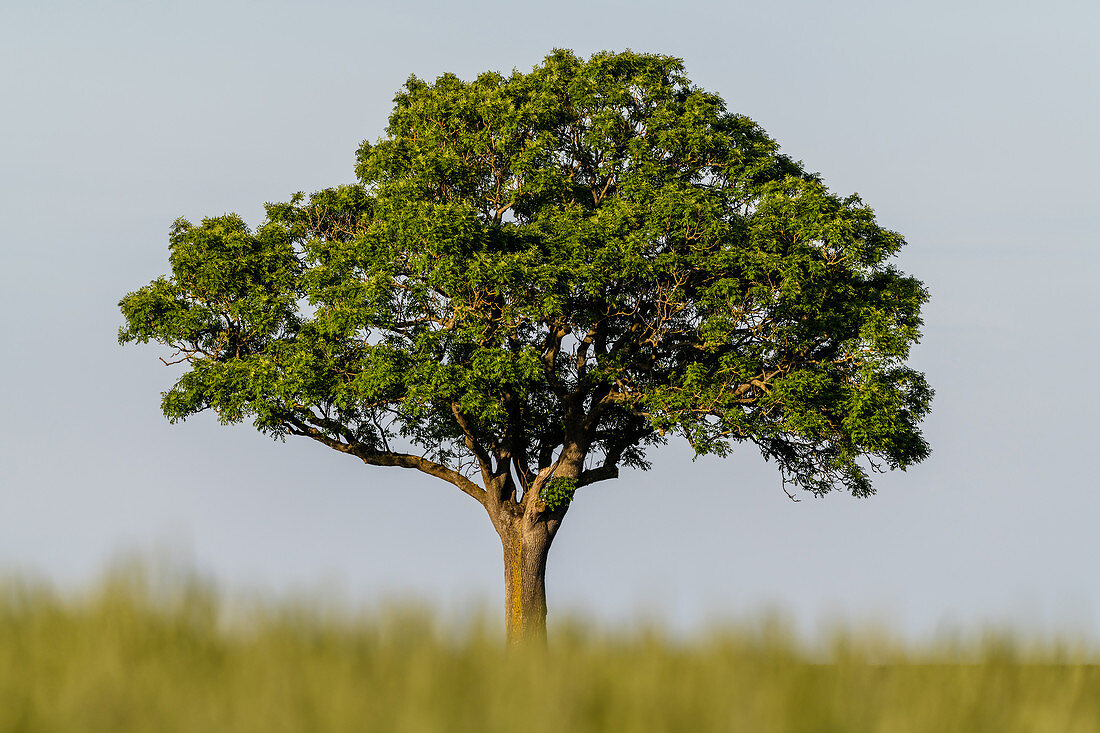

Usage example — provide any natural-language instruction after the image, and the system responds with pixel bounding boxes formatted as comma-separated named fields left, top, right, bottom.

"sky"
left=1, top=0, right=1097, bottom=639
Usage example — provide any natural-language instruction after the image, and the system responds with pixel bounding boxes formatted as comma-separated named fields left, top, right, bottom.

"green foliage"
left=539, top=477, right=577, bottom=511
left=2, top=569, right=1098, bottom=733
left=120, top=49, right=931, bottom=498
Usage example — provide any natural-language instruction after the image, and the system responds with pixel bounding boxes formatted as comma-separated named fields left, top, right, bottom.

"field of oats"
left=1, top=564, right=1098, bottom=733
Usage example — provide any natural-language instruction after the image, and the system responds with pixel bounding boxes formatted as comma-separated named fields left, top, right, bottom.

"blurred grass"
left=1, top=562, right=1098, bottom=732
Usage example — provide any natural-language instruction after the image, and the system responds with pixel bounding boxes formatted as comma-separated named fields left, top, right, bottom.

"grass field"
left=2, top=564, right=1098, bottom=732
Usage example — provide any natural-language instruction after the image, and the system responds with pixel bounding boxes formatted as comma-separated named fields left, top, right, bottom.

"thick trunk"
left=500, top=517, right=552, bottom=646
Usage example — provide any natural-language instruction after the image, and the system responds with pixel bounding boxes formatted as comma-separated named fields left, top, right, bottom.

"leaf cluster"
left=119, top=49, right=931, bottom=503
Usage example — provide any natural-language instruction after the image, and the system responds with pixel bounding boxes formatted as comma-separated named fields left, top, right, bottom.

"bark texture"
left=499, top=516, right=552, bottom=646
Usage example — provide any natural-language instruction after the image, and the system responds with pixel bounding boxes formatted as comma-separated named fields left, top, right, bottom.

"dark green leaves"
left=120, top=49, right=931, bottom=499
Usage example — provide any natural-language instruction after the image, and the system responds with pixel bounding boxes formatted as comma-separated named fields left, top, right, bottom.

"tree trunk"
left=500, top=516, right=552, bottom=646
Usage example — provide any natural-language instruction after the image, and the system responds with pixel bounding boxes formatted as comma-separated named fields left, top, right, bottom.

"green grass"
left=1, top=564, right=1098, bottom=732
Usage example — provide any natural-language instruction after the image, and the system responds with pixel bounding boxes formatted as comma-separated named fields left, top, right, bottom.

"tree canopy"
left=120, top=49, right=931, bottom=641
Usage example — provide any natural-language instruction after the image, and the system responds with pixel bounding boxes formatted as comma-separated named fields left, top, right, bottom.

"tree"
left=119, top=50, right=932, bottom=645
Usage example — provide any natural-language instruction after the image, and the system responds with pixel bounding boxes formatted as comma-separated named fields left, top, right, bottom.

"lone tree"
left=119, top=50, right=931, bottom=644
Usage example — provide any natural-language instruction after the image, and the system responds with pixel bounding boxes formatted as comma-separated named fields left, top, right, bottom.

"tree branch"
left=450, top=403, right=496, bottom=489
left=577, top=464, right=618, bottom=487
left=286, top=415, right=486, bottom=505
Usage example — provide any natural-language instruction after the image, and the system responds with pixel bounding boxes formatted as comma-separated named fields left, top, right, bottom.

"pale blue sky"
left=2, top=0, right=1097, bottom=637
